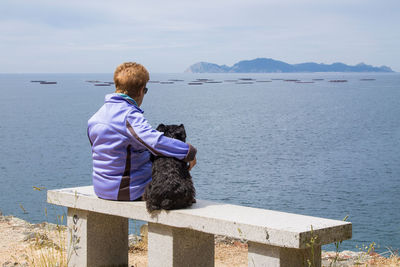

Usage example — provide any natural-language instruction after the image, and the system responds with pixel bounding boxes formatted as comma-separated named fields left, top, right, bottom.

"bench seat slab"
left=48, top=186, right=352, bottom=248
left=67, top=208, right=128, bottom=267
left=248, top=241, right=321, bottom=267
left=148, top=222, right=215, bottom=267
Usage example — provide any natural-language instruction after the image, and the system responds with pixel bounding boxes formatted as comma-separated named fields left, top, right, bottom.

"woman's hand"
left=188, top=157, right=197, bottom=171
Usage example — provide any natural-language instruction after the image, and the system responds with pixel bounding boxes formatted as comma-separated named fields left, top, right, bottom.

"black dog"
left=144, top=124, right=196, bottom=212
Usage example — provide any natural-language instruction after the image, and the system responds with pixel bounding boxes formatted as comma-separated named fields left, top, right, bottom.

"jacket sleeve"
left=126, top=112, right=197, bottom=162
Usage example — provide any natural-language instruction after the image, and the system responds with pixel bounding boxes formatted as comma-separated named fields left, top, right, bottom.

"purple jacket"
left=87, top=93, right=196, bottom=201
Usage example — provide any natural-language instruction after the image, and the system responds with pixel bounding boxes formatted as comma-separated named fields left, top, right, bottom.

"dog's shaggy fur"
left=144, top=124, right=196, bottom=212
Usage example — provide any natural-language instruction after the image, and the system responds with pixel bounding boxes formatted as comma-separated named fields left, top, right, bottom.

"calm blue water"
left=0, top=73, right=399, bottom=252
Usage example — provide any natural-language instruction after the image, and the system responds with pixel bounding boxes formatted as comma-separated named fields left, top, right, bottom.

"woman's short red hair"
left=114, top=62, right=149, bottom=97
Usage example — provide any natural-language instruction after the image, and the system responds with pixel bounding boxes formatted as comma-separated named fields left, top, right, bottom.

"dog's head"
left=157, top=124, right=186, bottom=142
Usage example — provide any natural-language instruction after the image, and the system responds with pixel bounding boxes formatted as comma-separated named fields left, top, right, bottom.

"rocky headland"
left=185, top=58, right=394, bottom=73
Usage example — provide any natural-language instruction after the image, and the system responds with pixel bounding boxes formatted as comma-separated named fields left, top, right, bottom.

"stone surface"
left=248, top=241, right=321, bottom=267
left=48, top=186, right=352, bottom=249
left=67, top=208, right=128, bottom=267
left=148, top=222, right=214, bottom=267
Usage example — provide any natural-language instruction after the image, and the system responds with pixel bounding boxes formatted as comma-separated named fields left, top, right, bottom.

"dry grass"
left=25, top=222, right=68, bottom=267
left=362, top=254, right=400, bottom=267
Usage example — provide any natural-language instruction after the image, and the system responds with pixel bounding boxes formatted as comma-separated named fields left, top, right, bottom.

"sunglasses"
left=144, top=87, right=148, bottom=94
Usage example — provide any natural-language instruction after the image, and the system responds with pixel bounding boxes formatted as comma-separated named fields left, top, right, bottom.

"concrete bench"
left=47, top=186, right=351, bottom=267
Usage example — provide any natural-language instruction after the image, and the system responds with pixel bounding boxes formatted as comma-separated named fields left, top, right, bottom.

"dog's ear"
left=157, top=123, right=166, bottom=132
left=175, top=124, right=186, bottom=142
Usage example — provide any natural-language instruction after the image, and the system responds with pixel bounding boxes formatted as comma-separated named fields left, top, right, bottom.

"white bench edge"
left=47, top=186, right=352, bottom=249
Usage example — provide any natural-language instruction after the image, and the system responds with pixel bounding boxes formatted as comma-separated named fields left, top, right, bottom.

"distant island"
left=185, top=58, right=394, bottom=73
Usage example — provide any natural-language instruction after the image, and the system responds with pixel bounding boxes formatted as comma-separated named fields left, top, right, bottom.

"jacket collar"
left=105, top=93, right=144, bottom=113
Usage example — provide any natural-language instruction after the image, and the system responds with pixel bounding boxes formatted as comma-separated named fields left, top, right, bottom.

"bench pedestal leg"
left=67, top=208, right=128, bottom=267
left=248, top=242, right=321, bottom=267
left=148, top=222, right=214, bottom=267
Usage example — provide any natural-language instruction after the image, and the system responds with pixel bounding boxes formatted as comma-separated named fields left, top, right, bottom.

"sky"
left=0, top=0, right=399, bottom=73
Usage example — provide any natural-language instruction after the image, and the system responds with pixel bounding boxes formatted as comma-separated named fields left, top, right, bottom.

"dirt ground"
left=128, top=243, right=248, bottom=267
left=1, top=214, right=399, bottom=267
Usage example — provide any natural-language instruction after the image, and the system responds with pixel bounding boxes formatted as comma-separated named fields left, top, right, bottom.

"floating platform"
left=85, top=80, right=101, bottom=83
left=256, top=80, right=272, bottom=83
left=30, top=80, right=46, bottom=83
left=188, top=82, right=203, bottom=85
left=295, top=81, right=315, bottom=84
left=40, top=81, right=57, bottom=84
left=94, top=83, right=111, bottom=86
left=160, top=81, right=174, bottom=84
left=329, top=80, right=348, bottom=82
left=360, top=78, right=376, bottom=81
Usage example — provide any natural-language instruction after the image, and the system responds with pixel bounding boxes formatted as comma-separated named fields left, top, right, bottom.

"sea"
left=0, top=72, right=399, bottom=253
